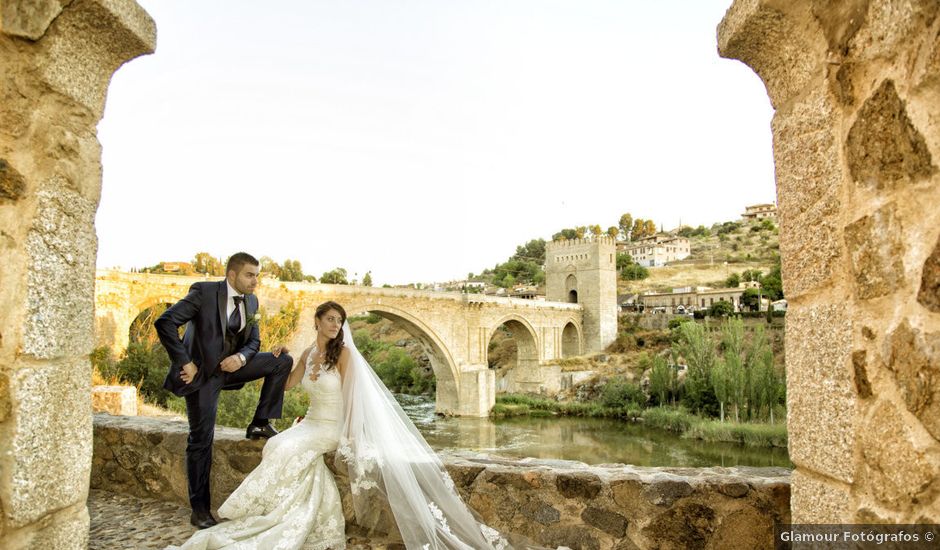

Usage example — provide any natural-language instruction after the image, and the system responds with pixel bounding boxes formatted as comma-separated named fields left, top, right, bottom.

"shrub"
left=600, top=377, right=645, bottom=409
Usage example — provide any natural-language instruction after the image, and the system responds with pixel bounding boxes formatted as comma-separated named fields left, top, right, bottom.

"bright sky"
left=96, top=0, right=775, bottom=286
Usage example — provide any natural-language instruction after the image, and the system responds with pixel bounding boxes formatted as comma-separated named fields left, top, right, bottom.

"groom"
left=155, top=252, right=293, bottom=529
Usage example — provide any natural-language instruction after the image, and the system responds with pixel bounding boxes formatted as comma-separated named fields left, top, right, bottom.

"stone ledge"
left=92, top=413, right=791, bottom=549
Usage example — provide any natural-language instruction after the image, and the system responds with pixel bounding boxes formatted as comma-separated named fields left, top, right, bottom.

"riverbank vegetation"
left=493, top=316, right=787, bottom=448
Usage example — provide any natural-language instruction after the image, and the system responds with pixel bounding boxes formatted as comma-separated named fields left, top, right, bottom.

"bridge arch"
left=325, top=302, right=462, bottom=415
left=488, top=314, right=542, bottom=394
left=561, top=319, right=582, bottom=358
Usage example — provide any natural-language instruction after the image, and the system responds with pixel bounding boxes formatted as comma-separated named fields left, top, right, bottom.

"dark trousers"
left=184, top=352, right=292, bottom=512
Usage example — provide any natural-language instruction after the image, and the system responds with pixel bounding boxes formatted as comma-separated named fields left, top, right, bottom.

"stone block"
left=6, top=358, right=91, bottom=528
left=519, top=496, right=560, bottom=525
left=555, top=472, right=603, bottom=499
left=643, top=501, right=716, bottom=549
left=580, top=506, right=628, bottom=537
left=858, top=400, right=940, bottom=508
left=642, top=478, right=694, bottom=506
left=0, top=371, right=11, bottom=422
left=917, top=233, right=940, bottom=312
left=91, top=385, right=137, bottom=416
left=0, top=158, right=26, bottom=201
left=846, top=80, right=935, bottom=189
left=852, top=350, right=874, bottom=399
left=0, top=0, right=67, bottom=40
left=24, top=182, right=98, bottom=359
left=786, top=302, right=856, bottom=482
left=35, top=0, right=155, bottom=116
left=884, top=320, right=940, bottom=441
left=844, top=203, right=906, bottom=300
left=790, top=469, right=851, bottom=523
left=717, top=0, right=823, bottom=109
left=4, top=506, right=89, bottom=550
left=771, top=90, right=845, bottom=298
left=846, top=0, right=940, bottom=63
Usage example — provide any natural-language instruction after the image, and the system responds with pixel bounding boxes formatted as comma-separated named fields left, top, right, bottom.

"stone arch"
left=565, top=273, right=578, bottom=303
left=320, top=302, right=462, bottom=414
left=562, top=320, right=582, bottom=358
left=126, top=296, right=178, bottom=347
left=488, top=314, right=541, bottom=362
left=488, top=314, right=541, bottom=393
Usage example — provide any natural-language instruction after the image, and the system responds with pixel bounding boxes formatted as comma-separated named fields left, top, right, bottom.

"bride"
left=166, top=301, right=512, bottom=550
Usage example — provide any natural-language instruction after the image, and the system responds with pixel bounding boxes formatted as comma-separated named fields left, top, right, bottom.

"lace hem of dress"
left=300, top=535, right=346, bottom=550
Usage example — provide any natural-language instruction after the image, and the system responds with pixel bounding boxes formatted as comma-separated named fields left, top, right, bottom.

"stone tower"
left=544, top=236, right=617, bottom=352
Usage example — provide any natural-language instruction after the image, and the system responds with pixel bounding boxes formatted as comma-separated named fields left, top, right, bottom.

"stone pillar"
left=456, top=367, right=495, bottom=417
left=0, top=1, right=155, bottom=547
left=719, top=0, right=940, bottom=523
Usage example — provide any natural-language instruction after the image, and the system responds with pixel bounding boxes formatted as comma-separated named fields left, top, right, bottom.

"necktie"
left=229, top=296, right=243, bottom=333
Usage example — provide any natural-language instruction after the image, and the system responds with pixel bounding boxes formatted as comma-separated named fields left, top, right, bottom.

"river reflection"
left=396, top=394, right=793, bottom=468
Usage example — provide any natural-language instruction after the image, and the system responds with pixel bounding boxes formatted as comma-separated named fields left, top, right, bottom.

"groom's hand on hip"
left=181, top=362, right=198, bottom=384
left=220, top=354, right=244, bottom=373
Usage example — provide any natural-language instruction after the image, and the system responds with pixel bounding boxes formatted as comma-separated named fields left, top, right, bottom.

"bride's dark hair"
left=315, top=301, right=347, bottom=368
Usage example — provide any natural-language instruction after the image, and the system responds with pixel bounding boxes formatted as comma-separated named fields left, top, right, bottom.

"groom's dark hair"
left=226, top=252, right=260, bottom=274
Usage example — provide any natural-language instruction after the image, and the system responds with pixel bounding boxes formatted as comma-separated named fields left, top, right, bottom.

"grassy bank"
left=492, top=394, right=787, bottom=448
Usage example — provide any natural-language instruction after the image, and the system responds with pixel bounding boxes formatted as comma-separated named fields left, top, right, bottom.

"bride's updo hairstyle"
left=315, top=301, right=347, bottom=368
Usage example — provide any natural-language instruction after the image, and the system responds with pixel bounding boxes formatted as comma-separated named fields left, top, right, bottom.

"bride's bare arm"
left=285, top=346, right=312, bottom=391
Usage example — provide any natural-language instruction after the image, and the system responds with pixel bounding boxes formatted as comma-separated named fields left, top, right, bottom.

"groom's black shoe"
left=246, top=422, right=278, bottom=440
left=190, top=510, right=218, bottom=529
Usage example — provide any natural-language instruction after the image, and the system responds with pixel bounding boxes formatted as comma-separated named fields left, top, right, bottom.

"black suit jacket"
left=155, top=280, right=261, bottom=397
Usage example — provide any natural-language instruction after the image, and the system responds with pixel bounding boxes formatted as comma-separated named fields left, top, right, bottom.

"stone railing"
left=92, top=414, right=791, bottom=549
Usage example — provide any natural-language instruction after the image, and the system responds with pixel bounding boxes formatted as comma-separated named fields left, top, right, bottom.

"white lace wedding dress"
left=166, top=355, right=346, bottom=550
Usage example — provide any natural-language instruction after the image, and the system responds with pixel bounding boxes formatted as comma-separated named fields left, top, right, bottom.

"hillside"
left=619, top=218, right=780, bottom=294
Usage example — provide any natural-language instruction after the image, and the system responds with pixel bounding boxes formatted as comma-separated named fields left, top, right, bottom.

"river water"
left=396, top=394, right=793, bottom=468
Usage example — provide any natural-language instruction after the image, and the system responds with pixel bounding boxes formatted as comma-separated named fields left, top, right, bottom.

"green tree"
left=621, top=263, right=649, bottom=281
left=707, top=300, right=735, bottom=317
left=512, top=239, right=546, bottom=264
left=631, top=219, right=646, bottom=240
left=600, top=377, right=645, bottom=409
left=718, top=318, right=747, bottom=422
left=279, top=259, right=305, bottom=282
left=644, top=220, right=657, bottom=237
left=675, top=321, right=718, bottom=416
left=607, top=226, right=619, bottom=239
left=552, top=228, right=579, bottom=240
left=619, top=213, right=633, bottom=240
left=575, top=226, right=587, bottom=239
left=761, top=258, right=784, bottom=300
left=725, top=273, right=741, bottom=288
left=362, top=271, right=373, bottom=287
left=193, top=252, right=225, bottom=276
left=320, top=268, right=349, bottom=285
left=741, top=288, right=762, bottom=311
left=260, top=256, right=282, bottom=280
left=741, top=269, right=763, bottom=283
left=589, top=225, right=603, bottom=237
left=616, top=253, right=634, bottom=271
left=648, top=355, right=677, bottom=406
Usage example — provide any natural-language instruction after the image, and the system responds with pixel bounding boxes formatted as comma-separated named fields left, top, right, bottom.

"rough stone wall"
left=719, top=0, right=940, bottom=523
left=0, top=2, right=154, bottom=548
left=92, top=414, right=791, bottom=550
left=545, top=237, right=618, bottom=353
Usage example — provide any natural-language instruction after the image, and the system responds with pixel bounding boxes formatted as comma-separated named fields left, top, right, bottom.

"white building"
left=618, top=234, right=691, bottom=267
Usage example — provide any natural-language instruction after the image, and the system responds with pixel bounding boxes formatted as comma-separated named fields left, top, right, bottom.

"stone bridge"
left=94, top=270, right=584, bottom=416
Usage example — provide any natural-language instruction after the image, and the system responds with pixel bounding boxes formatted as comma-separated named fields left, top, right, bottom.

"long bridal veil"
left=335, top=322, right=511, bottom=550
